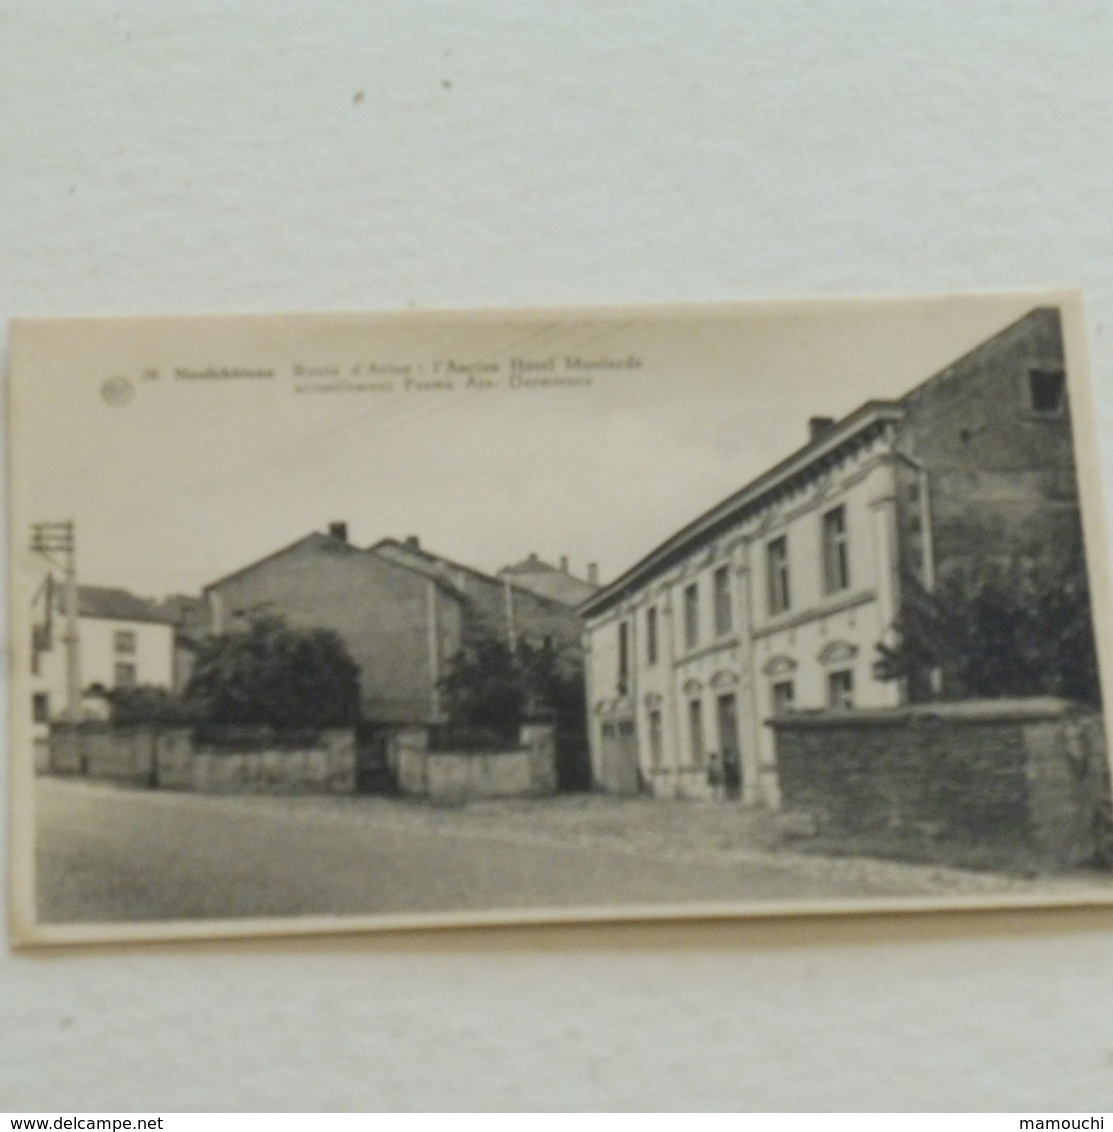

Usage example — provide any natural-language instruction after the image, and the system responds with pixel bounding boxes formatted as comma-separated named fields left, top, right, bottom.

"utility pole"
left=31, top=521, right=81, bottom=722
left=503, top=577, right=517, bottom=654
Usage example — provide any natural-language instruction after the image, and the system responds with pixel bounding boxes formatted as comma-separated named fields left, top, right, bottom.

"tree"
left=185, top=615, right=360, bottom=729
left=875, top=554, right=1101, bottom=706
left=438, top=626, right=587, bottom=746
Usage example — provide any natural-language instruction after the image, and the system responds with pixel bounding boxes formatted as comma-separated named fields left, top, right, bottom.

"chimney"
left=559, top=555, right=569, bottom=574
left=405, top=535, right=420, bottom=549
left=809, top=416, right=836, bottom=441
left=588, top=562, right=599, bottom=585
left=328, top=521, right=348, bottom=543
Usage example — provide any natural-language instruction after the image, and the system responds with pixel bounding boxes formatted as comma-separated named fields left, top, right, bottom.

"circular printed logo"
left=101, top=375, right=135, bottom=407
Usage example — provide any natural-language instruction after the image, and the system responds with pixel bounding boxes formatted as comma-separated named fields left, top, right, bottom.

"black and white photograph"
left=10, top=291, right=1113, bottom=945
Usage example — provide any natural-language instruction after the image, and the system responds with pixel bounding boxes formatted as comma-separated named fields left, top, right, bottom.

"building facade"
left=203, top=527, right=591, bottom=727
left=204, top=526, right=466, bottom=725
left=579, top=307, right=1080, bottom=806
left=32, top=583, right=176, bottom=724
left=372, top=537, right=588, bottom=667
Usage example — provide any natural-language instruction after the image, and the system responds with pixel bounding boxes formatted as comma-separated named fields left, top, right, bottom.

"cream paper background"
left=3, top=2, right=1113, bottom=1111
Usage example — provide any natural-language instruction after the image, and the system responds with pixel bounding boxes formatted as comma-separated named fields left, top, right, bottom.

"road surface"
left=31, top=777, right=1100, bottom=925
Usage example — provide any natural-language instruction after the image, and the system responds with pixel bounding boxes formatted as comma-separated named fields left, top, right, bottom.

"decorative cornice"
left=579, top=402, right=905, bottom=620
left=673, top=634, right=740, bottom=666
left=751, top=588, right=877, bottom=640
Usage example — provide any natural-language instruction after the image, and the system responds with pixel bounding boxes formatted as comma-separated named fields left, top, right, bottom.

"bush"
left=438, top=626, right=586, bottom=744
left=185, top=615, right=360, bottom=729
left=876, top=555, right=1101, bottom=705
left=107, top=685, right=202, bottom=727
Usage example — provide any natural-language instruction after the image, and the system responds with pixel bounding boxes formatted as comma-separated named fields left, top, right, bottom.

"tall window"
left=713, top=565, right=733, bottom=636
left=648, top=709, right=663, bottom=771
left=32, top=693, right=49, bottom=723
left=646, top=606, right=658, bottom=665
left=688, top=698, right=704, bottom=765
left=114, top=662, right=138, bottom=689
left=822, top=505, right=850, bottom=594
left=767, top=536, right=790, bottom=615
left=771, top=680, right=795, bottom=715
left=617, top=621, right=630, bottom=693
left=683, top=582, right=699, bottom=649
left=114, top=629, right=137, bottom=655
left=827, top=669, right=854, bottom=710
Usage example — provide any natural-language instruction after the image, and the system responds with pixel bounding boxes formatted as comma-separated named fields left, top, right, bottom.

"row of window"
left=645, top=691, right=741, bottom=772
left=617, top=563, right=735, bottom=687
left=615, top=504, right=852, bottom=687
left=638, top=672, right=854, bottom=776
left=770, top=669, right=854, bottom=714
left=30, top=661, right=140, bottom=724
left=767, top=503, right=850, bottom=617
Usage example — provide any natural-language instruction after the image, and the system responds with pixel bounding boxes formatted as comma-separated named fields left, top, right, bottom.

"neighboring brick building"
left=579, top=307, right=1085, bottom=806
left=894, top=305, right=1078, bottom=581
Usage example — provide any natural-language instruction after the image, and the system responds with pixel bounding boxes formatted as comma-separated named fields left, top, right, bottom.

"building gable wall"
left=897, top=307, right=1081, bottom=574
left=206, top=539, right=462, bottom=724
left=373, top=542, right=584, bottom=660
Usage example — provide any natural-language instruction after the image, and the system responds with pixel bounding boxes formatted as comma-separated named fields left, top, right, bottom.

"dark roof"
left=498, top=555, right=599, bottom=607
left=154, top=593, right=208, bottom=630
left=370, top=538, right=579, bottom=615
left=500, top=553, right=558, bottom=576
left=57, top=585, right=172, bottom=624
left=202, top=530, right=358, bottom=592
left=203, top=529, right=467, bottom=603
left=579, top=400, right=904, bottom=619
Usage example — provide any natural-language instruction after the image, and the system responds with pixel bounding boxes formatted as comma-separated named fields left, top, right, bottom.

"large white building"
left=579, top=308, right=1081, bottom=806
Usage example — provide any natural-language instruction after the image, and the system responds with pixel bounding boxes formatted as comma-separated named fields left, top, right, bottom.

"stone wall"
left=388, top=722, right=557, bottom=804
left=44, top=724, right=358, bottom=795
left=768, top=699, right=1110, bottom=872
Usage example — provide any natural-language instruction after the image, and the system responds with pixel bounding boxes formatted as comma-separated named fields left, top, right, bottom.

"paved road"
left=32, top=777, right=1098, bottom=925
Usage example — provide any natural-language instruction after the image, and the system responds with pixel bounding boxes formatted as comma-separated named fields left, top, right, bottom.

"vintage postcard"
left=9, top=291, right=1113, bottom=945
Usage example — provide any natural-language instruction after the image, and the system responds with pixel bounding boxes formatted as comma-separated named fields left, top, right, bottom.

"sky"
left=9, top=292, right=1065, bottom=600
